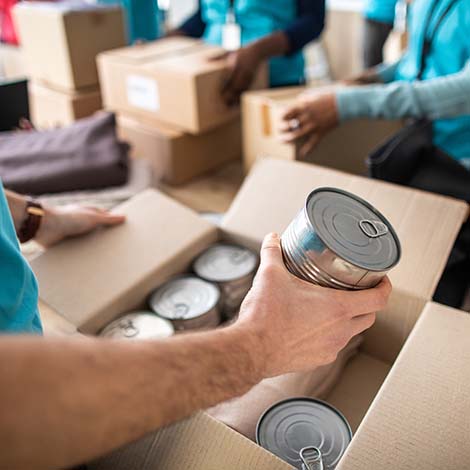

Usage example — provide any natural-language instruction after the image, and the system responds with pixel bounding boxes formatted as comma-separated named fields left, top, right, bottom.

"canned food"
left=256, top=397, right=352, bottom=470
left=100, top=312, right=174, bottom=340
left=193, top=244, right=258, bottom=320
left=281, top=188, right=401, bottom=289
left=148, top=276, right=221, bottom=331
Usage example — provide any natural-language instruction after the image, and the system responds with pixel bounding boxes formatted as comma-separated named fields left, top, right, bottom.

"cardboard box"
left=98, top=37, right=268, bottom=134
left=31, top=158, right=469, bottom=467
left=116, top=114, right=241, bottom=185
left=242, top=87, right=403, bottom=175
left=0, top=44, right=27, bottom=80
left=29, top=81, right=102, bottom=129
left=13, top=2, right=126, bottom=91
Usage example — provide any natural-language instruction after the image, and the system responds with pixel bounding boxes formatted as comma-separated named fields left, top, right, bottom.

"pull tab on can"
left=359, top=219, right=389, bottom=238
left=300, top=446, right=324, bottom=470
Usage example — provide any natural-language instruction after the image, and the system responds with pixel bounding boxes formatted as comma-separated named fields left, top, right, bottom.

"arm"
left=4, top=189, right=125, bottom=247
left=337, top=63, right=470, bottom=121
left=0, top=234, right=391, bottom=470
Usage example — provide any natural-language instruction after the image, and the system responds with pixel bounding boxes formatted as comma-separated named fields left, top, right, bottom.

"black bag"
left=0, top=112, right=129, bottom=195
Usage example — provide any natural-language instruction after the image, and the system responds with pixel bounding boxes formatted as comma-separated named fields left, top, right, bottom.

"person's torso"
left=396, top=0, right=470, bottom=161
left=201, top=0, right=305, bottom=86
left=0, top=182, right=42, bottom=334
left=363, top=0, right=398, bottom=24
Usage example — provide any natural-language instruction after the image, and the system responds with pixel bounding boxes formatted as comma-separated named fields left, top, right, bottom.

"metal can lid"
left=256, top=397, right=352, bottom=470
left=306, top=188, right=401, bottom=271
left=193, top=244, right=258, bottom=282
left=99, top=312, right=174, bottom=340
left=149, top=276, right=220, bottom=320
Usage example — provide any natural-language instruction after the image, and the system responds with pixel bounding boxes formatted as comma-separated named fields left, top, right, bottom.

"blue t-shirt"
left=0, top=182, right=42, bottom=334
left=363, top=0, right=398, bottom=24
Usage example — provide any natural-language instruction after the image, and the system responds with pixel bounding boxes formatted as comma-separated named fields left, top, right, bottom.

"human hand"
left=212, top=44, right=263, bottom=106
left=35, top=205, right=125, bottom=247
left=279, top=92, right=339, bottom=158
left=236, top=233, right=391, bottom=378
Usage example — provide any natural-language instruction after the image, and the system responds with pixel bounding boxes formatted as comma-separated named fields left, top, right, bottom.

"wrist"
left=251, top=31, right=289, bottom=61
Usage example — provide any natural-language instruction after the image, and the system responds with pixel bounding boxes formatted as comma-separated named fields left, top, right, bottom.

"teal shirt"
left=337, top=0, right=470, bottom=165
left=0, top=182, right=42, bottom=334
left=201, top=0, right=305, bottom=86
left=363, top=0, right=398, bottom=24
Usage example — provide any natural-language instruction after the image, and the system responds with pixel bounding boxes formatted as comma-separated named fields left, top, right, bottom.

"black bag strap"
left=417, top=0, right=461, bottom=79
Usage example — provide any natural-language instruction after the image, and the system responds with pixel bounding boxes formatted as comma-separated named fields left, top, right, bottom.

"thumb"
left=259, top=233, right=285, bottom=269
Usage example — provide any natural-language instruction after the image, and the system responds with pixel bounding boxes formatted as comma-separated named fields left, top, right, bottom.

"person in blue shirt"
left=170, top=0, right=325, bottom=104
left=362, top=0, right=398, bottom=67
left=0, top=185, right=125, bottom=334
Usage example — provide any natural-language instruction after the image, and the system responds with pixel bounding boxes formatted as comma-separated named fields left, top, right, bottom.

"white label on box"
left=126, top=75, right=160, bottom=112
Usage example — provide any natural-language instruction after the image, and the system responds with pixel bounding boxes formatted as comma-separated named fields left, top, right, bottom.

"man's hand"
left=237, top=233, right=391, bottom=378
left=212, top=44, right=263, bottom=106
left=35, top=205, right=125, bottom=247
left=279, top=92, right=339, bottom=158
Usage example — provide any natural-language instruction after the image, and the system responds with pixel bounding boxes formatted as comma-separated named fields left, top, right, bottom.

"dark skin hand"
left=212, top=31, right=291, bottom=106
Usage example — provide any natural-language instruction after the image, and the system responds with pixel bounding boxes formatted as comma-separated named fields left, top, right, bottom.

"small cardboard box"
left=116, top=114, right=241, bottom=185
left=242, top=87, right=403, bottom=175
left=13, top=2, right=126, bottom=91
left=97, top=37, right=268, bottom=134
left=32, top=158, right=469, bottom=467
left=0, top=43, right=27, bottom=80
left=29, top=81, right=102, bottom=129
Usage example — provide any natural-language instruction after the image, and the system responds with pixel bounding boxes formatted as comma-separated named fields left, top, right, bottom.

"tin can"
left=256, top=397, right=352, bottom=470
left=148, top=276, right=221, bottom=331
left=193, top=244, right=258, bottom=320
left=281, top=188, right=401, bottom=289
left=99, top=312, right=174, bottom=340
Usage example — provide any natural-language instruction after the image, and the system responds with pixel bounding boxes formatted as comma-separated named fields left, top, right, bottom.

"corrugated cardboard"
left=32, top=190, right=218, bottom=333
left=223, top=159, right=469, bottom=362
left=242, top=87, right=403, bottom=175
left=31, top=158, right=470, bottom=469
left=117, top=114, right=241, bottom=185
left=98, top=37, right=268, bottom=134
left=0, top=44, right=27, bottom=80
left=89, top=302, right=470, bottom=470
left=13, top=2, right=126, bottom=91
left=29, top=81, right=102, bottom=129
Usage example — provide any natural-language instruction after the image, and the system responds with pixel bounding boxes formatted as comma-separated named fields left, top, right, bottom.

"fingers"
left=209, top=51, right=229, bottom=62
left=350, top=312, right=377, bottom=337
left=299, top=133, right=321, bottom=158
left=259, top=233, right=285, bottom=269
left=342, top=277, right=392, bottom=318
left=94, top=213, right=126, bottom=226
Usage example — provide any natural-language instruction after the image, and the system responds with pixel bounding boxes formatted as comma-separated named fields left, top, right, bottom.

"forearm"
left=0, top=326, right=262, bottom=469
left=251, top=31, right=290, bottom=59
left=337, top=65, right=470, bottom=121
left=4, top=189, right=26, bottom=232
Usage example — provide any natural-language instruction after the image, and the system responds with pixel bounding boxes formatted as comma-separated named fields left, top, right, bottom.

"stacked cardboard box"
left=242, top=86, right=403, bottom=175
left=13, top=2, right=126, bottom=128
left=98, top=37, right=268, bottom=185
left=34, top=158, right=470, bottom=468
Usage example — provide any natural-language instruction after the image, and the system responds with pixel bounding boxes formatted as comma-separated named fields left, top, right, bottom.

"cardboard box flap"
left=98, top=38, right=201, bottom=64
left=223, top=158, right=468, bottom=301
left=31, top=189, right=218, bottom=333
left=337, top=302, right=470, bottom=469
left=90, top=412, right=293, bottom=470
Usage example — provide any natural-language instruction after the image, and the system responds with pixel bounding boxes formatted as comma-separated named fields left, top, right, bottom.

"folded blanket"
left=207, top=335, right=362, bottom=441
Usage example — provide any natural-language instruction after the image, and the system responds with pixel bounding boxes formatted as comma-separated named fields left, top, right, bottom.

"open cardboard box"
left=33, top=158, right=469, bottom=468
left=98, top=37, right=268, bottom=134
left=242, top=87, right=403, bottom=176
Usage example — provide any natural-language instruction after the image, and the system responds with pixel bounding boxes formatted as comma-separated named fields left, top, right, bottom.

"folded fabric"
left=207, top=335, right=363, bottom=441
left=0, top=112, right=129, bottom=195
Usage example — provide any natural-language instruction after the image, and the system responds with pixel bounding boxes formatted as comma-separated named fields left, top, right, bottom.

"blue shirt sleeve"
left=336, top=63, right=470, bottom=121
left=284, top=0, right=326, bottom=54
left=179, top=1, right=206, bottom=38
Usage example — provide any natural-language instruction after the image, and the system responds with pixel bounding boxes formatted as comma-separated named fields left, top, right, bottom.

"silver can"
left=99, top=312, right=175, bottom=340
left=281, top=188, right=401, bottom=289
left=256, top=398, right=352, bottom=470
left=148, top=276, right=221, bottom=331
left=193, top=244, right=258, bottom=320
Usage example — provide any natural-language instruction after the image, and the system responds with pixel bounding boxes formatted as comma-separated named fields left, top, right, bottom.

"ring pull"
left=359, top=219, right=389, bottom=238
left=300, top=446, right=324, bottom=470
left=174, top=303, right=190, bottom=319
left=121, top=319, right=139, bottom=338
